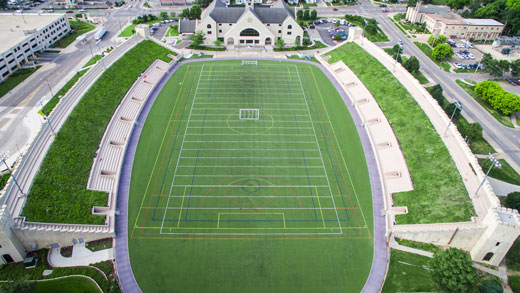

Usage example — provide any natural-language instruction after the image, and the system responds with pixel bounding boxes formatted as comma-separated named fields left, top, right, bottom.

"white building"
left=181, top=0, right=304, bottom=47
left=0, top=13, right=70, bottom=81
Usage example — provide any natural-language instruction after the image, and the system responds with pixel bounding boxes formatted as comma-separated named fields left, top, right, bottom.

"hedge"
left=22, top=40, right=174, bottom=224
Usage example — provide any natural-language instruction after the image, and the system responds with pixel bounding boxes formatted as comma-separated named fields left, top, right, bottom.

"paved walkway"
left=115, top=57, right=388, bottom=293
left=488, top=177, right=520, bottom=196
left=48, top=243, right=113, bottom=267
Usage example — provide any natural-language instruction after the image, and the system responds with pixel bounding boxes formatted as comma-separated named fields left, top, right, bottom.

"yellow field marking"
left=133, top=66, right=194, bottom=229
left=309, top=67, right=369, bottom=228
left=176, top=186, right=187, bottom=228
left=315, top=187, right=326, bottom=228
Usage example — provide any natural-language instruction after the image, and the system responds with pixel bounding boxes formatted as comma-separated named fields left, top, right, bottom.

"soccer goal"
left=242, top=60, right=258, bottom=66
left=239, top=109, right=260, bottom=120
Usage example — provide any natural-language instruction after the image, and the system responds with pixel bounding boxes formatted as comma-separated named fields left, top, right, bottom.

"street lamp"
left=393, top=43, right=402, bottom=72
left=1, top=152, right=25, bottom=196
left=474, top=153, right=502, bottom=197
left=39, top=99, right=56, bottom=135
left=444, top=101, right=462, bottom=136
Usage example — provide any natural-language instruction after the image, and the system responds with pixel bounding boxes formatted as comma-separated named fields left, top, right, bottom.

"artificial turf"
left=128, top=60, right=374, bottom=291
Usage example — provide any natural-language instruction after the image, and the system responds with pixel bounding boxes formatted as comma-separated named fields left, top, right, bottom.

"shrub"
left=429, top=248, right=477, bottom=292
left=475, top=80, right=520, bottom=115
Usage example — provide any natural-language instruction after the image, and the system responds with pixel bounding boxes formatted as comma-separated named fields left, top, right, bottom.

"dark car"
left=379, top=4, right=387, bottom=7
left=332, top=7, right=338, bottom=11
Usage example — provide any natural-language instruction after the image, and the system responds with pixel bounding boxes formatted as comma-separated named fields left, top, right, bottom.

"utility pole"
left=1, top=152, right=25, bottom=196
left=444, top=101, right=462, bottom=136
left=474, top=153, right=502, bottom=197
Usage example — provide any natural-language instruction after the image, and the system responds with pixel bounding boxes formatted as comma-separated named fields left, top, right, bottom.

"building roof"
left=207, top=0, right=295, bottom=24
left=463, top=18, right=504, bottom=26
left=418, top=5, right=450, bottom=15
left=0, top=13, right=64, bottom=54
left=179, top=19, right=196, bottom=33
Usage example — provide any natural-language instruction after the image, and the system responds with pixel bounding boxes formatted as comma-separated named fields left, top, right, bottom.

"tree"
left=507, top=0, right=520, bottom=9
left=459, top=121, right=482, bottom=141
left=160, top=11, right=168, bottom=19
left=276, top=38, right=285, bottom=49
left=334, top=33, right=343, bottom=41
left=190, top=31, right=206, bottom=47
left=311, top=9, right=317, bottom=20
left=392, top=44, right=403, bottom=54
left=297, top=9, right=304, bottom=20
left=429, top=248, right=477, bottom=292
left=429, top=84, right=444, bottom=103
left=505, top=192, right=520, bottom=211
left=511, top=59, right=520, bottom=76
left=479, top=279, right=503, bottom=293
left=303, top=9, right=310, bottom=20
left=295, top=37, right=301, bottom=47
left=214, top=40, right=223, bottom=47
left=190, top=5, right=202, bottom=19
left=180, top=8, right=190, bottom=18
left=432, top=44, right=453, bottom=61
left=365, top=23, right=378, bottom=35
left=447, top=0, right=470, bottom=10
left=0, top=0, right=7, bottom=9
left=429, top=35, right=447, bottom=47
left=196, top=0, right=212, bottom=7
left=404, top=56, right=420, bottom=73
left=170, top=12, right=176, bottom=18
left=407, top=0, right=417, bottom=7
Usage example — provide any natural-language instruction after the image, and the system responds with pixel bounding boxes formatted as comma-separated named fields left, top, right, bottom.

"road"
left=373, top=14, right=520, bottom=171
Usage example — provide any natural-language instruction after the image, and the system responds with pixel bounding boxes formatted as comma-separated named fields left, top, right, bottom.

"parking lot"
left=311, top=19, right=355, bottom=46
left=449, top=40, right=484, bottom=70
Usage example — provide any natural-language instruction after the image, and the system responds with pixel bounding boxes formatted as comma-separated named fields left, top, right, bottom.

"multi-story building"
left=180, top=0, right=303, bottom=47
left=0, top=13, right=70, bottom=81
left=406, top=3, right=504, bottom=40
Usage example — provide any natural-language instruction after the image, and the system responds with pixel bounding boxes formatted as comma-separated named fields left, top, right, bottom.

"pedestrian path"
left=48, top=243, right=113, bottom=267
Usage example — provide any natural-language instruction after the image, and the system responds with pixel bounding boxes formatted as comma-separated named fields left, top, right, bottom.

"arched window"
left=240, top=28, right=260, bottom=37
left=207, top=24, right=212, bottom=28
left=288, top=24, right=292, bottom=29
left=483, top=252, right=494, bottom=262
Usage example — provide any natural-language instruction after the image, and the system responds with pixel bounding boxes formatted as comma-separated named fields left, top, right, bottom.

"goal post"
left=239, top=109, right=259, bottom=120
left=242, top=60, right=258, bottom=66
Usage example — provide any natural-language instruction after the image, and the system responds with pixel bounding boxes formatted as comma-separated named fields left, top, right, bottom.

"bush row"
left=475, top=80, right=520, bottom=116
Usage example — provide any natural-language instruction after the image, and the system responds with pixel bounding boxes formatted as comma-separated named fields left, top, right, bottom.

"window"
left=219, top=29, right=222, bottom=33
left=278, top=30, right=281, bottom=33
left=496, top=242, right=501, bottom=246
left=288, top=24, right=292, bottom=29
left=219, top=23, right=222, bottom=26
left=267, top=24, right=270, bottom=26
left=288, top=31, right=291, bottom=35
left=240, top=39, right=245, bottom=44
left=207, top=24, right=211, bottom=28
left=229, top=24, right=232, bottom=26
left=240, top=28, right=260, bottom=36
left=207, top=30, right=212, bottom=34
left=483, top=252, right=494, bottom=262
left=279, top=24, right=281, bottom=26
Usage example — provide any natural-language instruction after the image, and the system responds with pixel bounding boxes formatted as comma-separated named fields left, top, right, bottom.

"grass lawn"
left=414, top=42, right=451, bottom=72
left=119, top=20, right=160, bottom=37
left=179, top=54, right=213, bottom=62
left=287, top=55, right=320, bottom=63
left=55, top=19, right=95, bottom=48
left=0, top=66, right=41, bottom=99
left=41, top=68, right=88, bottom=116
left=35, top=277, right=100, bottom=293
left=506, top=239, right=520, bottom=272
left=456, top=79, right=514, bottom=128
left=0, top=173, right=10, bottom=191
left=395, top=238, right=442, bottom=254
left=128, top=60, right=374, bottom=291
left=388, top=17, right=411, bottom=38
left=83, top=55, right=103, bottom=68
left=326, top=43, right=474, bottom=224
left=23, top=41, right=174, bottom=224
left=165, top=24, right=178, bottom=37
left=478, top=158, right=520, bottom=185
left=382, top=249, right=435, bottom=292
left=510, top=276, right=520, bottom=292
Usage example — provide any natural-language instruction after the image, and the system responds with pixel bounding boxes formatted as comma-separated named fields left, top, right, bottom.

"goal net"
left=242, top=60, right=258, bottom=66
left=239, top=109, right=259, bottom=120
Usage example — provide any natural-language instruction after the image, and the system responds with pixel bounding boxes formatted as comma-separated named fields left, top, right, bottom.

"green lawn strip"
left=41, top=68, right=89, bottom=116
left=382, top=249, right=435, bottom=292
left=165, top=24, right=178, bottom=37
left=178, top=54, right=213, bottom=61
left=344, top=15, right=389, bottom=43
left=506, top=239, right=520, bottom=272
left=56, top=20, right=95, bottom=48
left=326, top=43, right=474, bottom=224
left=35, top=276, right=100, bottom=293
left=44, top=50, right=61, bottom=54
left=23, top=40, right=174, bottom=224
left=395, top=238, right=442, bottom=253
left=400, top=56, right=429, bottom=84
left=414, top=41, right=451, bottom=72
left=455, top=79, right=514, bottom=128
left=128, top=61, right=374, bottom=291
left=424, top=86, right=496, bottom=155
left=119, top=20, right=160, bottom=37
left=388, top=17, right=410, bottom=37
left=273, top=41, right=327, bottom=52
left=83, top=55, right=103, bottom=68
left=0, top=173, right=10, bottom=190
left=478, top=158, right=520, bottom=185
left=287, top=55, right=320, bottom=63
left=510, top=276, right=520, bottom=292
left=0, top=66, right=41, bottom=99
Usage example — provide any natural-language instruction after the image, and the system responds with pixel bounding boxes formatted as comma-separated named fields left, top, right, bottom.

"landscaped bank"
left=325, top=43, right=475, bottom=224
left=22, top=40, right=174, bottom=224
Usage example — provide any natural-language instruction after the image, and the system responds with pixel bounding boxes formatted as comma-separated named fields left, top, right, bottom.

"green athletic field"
left=128, top=60, right=374, bottom=291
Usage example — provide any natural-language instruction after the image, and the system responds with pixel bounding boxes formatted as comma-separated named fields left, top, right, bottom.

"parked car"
left=79, top=9, right=87, bottom=12
left=379, top=3, right=387, bottom=7
left=332, top=7, right=338, bottom=11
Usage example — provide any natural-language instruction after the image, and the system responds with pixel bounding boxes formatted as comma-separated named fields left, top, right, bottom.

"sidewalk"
left=48, top=243, right=114, bottom=267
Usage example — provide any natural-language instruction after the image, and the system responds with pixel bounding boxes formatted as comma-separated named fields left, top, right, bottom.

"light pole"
left=1, top=152, right=25, bottom=196
left=444, top=101, right=462, bottom=136
left=39, top=99, right=56, bottom=135
left=87, top=41, right=94, bottom=58
left=474, top=153, right=502, bottom=197
left=393, top=43, right=402, bottom=72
